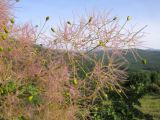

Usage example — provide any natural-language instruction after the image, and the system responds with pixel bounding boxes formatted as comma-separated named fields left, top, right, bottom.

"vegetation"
left=0, top=0, right=159, bottom=120
left=88, top=71, right=160, bottom=120
left=126, top=49, right=160, bottom=71
left=96, top=49, right=160, bottom=71
left=137, top=95, right=160, bottom=120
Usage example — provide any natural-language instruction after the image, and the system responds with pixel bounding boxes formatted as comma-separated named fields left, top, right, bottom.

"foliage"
left=138, top=95, right=160, bottom=120
left=90, top=71, right=156, bottom=120
left=0, top=0, right=147, bottom=120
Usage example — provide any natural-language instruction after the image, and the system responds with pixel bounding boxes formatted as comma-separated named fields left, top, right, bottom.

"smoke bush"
left=0, top=0, right=146, bottom=119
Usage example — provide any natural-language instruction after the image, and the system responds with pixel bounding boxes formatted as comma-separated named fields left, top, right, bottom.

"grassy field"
left=138, top=95, right=160, bottom=120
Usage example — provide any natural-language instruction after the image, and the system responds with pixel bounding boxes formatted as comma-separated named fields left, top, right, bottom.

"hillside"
left=126, top=49, right=160, bottom=71
left=93, top=49, right=160, bottom=71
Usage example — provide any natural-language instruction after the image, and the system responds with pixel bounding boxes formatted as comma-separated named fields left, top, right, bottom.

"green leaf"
left=88, top=17, right=93, bottom=23
left=1, top=34, right=7, bottom=40
left=10, top=18, right=15, bottom=24
left=28, top=95, right=33, bottom=101
left=17, top=116, right=27, bottom=120
left=3, top=27, right=9, bottom=34
left=67, top=21, right=71, bottom=25
left=4, top=81, right=17, bottom=93
left=8, top=47, right=12, bottom=52
left=27, top=85, right=39, bottom=95
left=51, top=27, right=55, bottom=32
left=0, top=47, right=4, bottom=52
left=127, top=16, right=132, bottom=21
left=142, top=59, right=147, bottom=65
left=113, top=17, right=117, bottom=21
left=45, top=16, right=50, bottom=21
left=99, top=41, right=105, bottom=46
left=73, top=78, right=78, bottom=85
left=0, top=87, right=4, bottom=94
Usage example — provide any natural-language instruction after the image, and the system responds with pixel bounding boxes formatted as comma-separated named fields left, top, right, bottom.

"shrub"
left=148, top=83, right=160, bottom=94
left=0, top=0, right=146, bottom=119
left=90, top=71, right=154, bottom=120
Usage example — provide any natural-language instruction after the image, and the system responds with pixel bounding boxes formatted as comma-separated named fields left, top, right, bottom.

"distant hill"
left=37, top=44, right=160, bottom=71
left=126, top=49, right=160, bottom=71
left=93, top=49, right=160, bottom=71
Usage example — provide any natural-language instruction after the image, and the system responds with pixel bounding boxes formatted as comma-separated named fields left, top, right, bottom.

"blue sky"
left=15, top=0, right=160, bottom=49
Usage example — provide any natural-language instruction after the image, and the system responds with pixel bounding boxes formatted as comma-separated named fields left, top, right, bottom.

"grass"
left=138, top=94, right=160, bottom=120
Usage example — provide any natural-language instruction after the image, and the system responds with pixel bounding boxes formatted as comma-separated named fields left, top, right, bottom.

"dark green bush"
left=18, top=84, right=42, bottom=105
left=148, top=83, right=160, bottom=94
left=89, top=71, right=154, bottom=120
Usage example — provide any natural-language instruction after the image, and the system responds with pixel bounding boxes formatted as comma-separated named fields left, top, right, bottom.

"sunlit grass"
left=138, top=95, right=160, bottom=120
